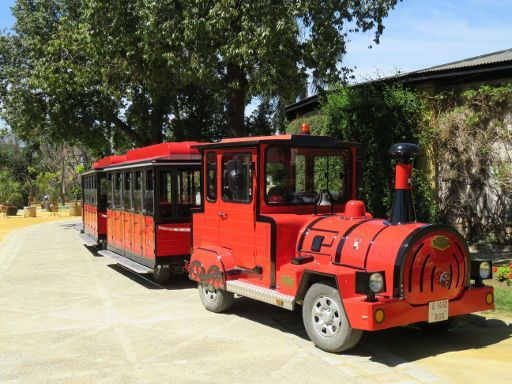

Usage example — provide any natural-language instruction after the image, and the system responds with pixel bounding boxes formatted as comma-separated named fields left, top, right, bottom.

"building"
left=285, top=48, right=512, bottom=120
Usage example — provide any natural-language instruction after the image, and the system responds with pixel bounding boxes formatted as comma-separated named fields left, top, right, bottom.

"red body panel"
left=156, top=222, right=191, bottom=256
left=83, top=203, right=107, bottom=241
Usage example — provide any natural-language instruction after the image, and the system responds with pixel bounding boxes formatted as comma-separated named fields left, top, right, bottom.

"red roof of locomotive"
left=193, top=134, right=360, bottom=150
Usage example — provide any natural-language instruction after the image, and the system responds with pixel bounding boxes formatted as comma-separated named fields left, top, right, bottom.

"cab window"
left=114, top=172, right=122, bottom=208
left=222, top=154, right=252, bottom=203
left=265, top=146, right=350, bottom=205
left=206, top=154, right=217, bottom=202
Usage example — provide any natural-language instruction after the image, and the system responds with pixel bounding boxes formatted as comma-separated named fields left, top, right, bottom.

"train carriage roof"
left=96, top=141, right=202, bottom=171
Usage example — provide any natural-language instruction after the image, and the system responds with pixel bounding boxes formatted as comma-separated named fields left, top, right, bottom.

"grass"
left=494, top=285, right=512, bottom=314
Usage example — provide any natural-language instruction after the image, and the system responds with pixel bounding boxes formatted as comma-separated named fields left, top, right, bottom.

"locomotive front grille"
left=402, top=232, right=467, bottom=305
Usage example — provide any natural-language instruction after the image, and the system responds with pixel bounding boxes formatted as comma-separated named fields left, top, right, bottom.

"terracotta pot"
left=24, top=206, right=37, bottom=217
left=69, top=204, right=82, bottom=216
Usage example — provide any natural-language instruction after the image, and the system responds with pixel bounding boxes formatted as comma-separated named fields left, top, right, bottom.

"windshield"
left=265, top=146, right=350, bottom=205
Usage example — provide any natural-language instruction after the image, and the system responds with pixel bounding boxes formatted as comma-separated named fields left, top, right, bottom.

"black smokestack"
left=388, top=143, right=421, bottom=225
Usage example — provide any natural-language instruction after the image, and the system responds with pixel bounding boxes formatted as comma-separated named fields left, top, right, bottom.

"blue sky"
left=1, top=0, right=512, bottom=118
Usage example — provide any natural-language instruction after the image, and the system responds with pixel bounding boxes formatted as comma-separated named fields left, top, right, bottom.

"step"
left=226, top=280, right=295, bottom=310
left=98, top=250, right=153, bottom=274
left=80, top=233, right=97, bottom=247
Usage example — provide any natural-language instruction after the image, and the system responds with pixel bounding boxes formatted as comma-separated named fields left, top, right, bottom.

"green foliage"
left=1, top=0, right=399, bottom=148
left=495, top=265, right=512, bottom=286
left=319, top=83, right=436, bottom=220
left=287, top=115, right=327, bottom=135
left=0, top=170, right=23, bottom=206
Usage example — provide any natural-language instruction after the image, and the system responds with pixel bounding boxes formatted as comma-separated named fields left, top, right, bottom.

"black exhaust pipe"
left=388, top=143, right=421, bottom=225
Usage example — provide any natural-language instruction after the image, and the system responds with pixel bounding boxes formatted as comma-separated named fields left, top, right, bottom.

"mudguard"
left=189, top=246, right=236, bottom=289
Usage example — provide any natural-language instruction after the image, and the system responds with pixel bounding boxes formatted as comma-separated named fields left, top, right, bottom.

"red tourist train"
left=81, top=130, right=494, bottom=353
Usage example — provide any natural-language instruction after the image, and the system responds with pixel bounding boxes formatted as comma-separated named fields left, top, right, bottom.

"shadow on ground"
left=106, top=264, right=196, bottom=291
left=228, top=296, right=511, bottom=364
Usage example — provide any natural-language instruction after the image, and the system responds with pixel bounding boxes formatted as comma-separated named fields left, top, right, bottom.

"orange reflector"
left=374, top=309, right=385, bottom=324
left=300, top=123, right=311, bottom=135
left=485, top=292, right=494, bottom=305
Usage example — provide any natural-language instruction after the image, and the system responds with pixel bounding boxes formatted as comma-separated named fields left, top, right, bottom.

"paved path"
left=0, top=220, right=510, bottom=384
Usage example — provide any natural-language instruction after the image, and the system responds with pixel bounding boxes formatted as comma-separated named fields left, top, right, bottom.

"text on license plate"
left=428, top=299, right=449, bottom=323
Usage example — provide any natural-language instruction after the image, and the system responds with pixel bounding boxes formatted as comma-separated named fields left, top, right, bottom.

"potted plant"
left=0, top=171, right=23, bottom=216
left=68, top=184, right=82, bottom=216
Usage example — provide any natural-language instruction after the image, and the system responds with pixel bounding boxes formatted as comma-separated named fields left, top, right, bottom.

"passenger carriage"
left=84, top=142, right=202, bottom=284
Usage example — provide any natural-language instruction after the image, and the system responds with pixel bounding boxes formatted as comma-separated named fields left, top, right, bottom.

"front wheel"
left=198, top=283, right=234, bottom=313
left=302, top=283, right=362, bottom=353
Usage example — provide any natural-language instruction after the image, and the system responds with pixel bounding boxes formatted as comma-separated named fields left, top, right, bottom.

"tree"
left=1, top=0, right=399, bottom=148
left=170, top=0, right=399, bottom=136
left=0, top=0, right=227, bottom=151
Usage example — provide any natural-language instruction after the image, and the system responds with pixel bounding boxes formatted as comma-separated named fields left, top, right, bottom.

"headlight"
left=479, top=261, right=491, bottom=279
left=369, top=273, right=384, bottom=293
left=355, top=270, right=386, bottom=299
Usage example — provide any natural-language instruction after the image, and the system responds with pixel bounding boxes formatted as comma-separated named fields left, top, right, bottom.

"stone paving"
left=0, top=220, right=510, bottom=384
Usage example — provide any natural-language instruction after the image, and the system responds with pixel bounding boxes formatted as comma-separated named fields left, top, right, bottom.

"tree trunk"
left=226, top=63, right=247, bottom=137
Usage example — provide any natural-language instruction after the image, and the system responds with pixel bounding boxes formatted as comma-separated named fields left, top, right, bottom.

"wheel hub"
left=311, top=295, right=342, bottom=339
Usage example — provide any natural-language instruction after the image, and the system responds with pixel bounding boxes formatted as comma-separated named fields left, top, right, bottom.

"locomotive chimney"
left=388, top=143, right=421, bottom=225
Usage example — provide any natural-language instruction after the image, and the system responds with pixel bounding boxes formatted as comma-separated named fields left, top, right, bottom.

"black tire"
left=419, top=316, right=460, bottom=331
left=302, top=283, right=362, bottom=353
left=153, top=265, right=171, bottom=284
left=198, top=283, right=234, bottom=313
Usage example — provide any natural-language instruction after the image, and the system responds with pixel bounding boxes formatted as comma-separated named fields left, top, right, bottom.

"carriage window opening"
left=99, top=174, right=107, bottom=210
left=222, top=154, right=252, bottom=203
left=159, top=170, right=173, bottom=218
left=206, top=154, right=217, bottom=202
left=91, top=175, right=97, bottom=206
left=177, top=169, right=201, bottom=217
left=144, top=170, right=154, bottom=214
left=124, top=172, right=132, bottom=210
left=86, top=177, right=90, bottom=205
left=133, top=171, right=142, bottom=213
left=114, top=172, right=122, bottom=208
left=107, top=173, right=113, bottom=209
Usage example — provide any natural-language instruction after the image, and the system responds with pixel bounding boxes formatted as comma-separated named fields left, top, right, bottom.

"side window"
left=222, top=154, right=253, bottom=203
left=144, top=170, right=154, bottom=214
left=206, top=153, right=217, bottom=202
left=107, top=173, right=113, bottom=209
left=159, top=169, right=173, bottom=218
left=99, top=174, right=107, bottom=209
left=133, top=171, right=142, bottom=213
left=114, top=172, right=122, bottom=208
left=177, top=169, right=201, bottom=217
left=124, top=172, right=132, bottom=210
left=93, top=176, right=97, bottom=206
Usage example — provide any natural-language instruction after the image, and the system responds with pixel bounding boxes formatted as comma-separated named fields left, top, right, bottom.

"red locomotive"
left=188, top=131, right=494, bottom=352
left=82, top=142, right=202, bottom=283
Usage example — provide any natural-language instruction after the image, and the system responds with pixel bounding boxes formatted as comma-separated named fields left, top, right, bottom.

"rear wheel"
left=153, top=265, right=171, bottom=284
left=303, top=283, right=362, bottom=353
left=198, top=283, right=234, bottom=313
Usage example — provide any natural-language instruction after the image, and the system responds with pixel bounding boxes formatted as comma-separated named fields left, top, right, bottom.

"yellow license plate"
left=428, top=299, right=449, bottom=323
